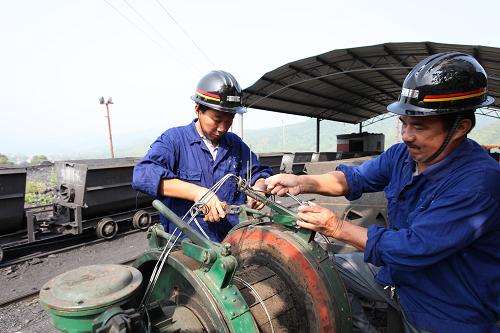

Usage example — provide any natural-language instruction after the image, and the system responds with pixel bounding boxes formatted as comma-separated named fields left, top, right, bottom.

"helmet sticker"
left=401, top=88, right=419, bottom=98
left=227, top=96, right=241, bottom=102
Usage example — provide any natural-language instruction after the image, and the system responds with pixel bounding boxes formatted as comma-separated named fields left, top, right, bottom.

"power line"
left=154, top=0, right=215, bottom=67
left=103, top=0, right=163, bottom=49
left=122, top=0, right=177, bottom=54
left=103, top=0, right=201, bottom=73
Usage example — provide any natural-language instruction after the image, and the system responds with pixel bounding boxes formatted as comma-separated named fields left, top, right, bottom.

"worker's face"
left=399, top=116, right=448, bottom=163
left=196, top=107, right=235, bottom=143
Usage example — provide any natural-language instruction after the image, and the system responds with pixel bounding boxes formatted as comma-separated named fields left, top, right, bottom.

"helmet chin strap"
left=423, top=116, right=461, bottom=164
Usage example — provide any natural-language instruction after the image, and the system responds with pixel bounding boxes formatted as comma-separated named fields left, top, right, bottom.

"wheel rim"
left=133, top=211, right=151, bottom=230
left=97, top=219, right=117, bottom=239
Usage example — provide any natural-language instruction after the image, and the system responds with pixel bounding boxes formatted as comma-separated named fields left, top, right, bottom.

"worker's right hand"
left=264, top=174, right=301, bottom=196
left=193, top=188, right=226, bottom=223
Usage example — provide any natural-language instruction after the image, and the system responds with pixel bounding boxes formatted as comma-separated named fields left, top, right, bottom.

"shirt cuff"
left=133, top=163, right=176, bottom=198
left=336, top=164, right=363, bottom=201
left=250, top=168, right=272, bottom=186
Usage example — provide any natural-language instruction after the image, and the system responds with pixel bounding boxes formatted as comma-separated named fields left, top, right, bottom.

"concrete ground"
left=0, top=230, right=149, bottom=333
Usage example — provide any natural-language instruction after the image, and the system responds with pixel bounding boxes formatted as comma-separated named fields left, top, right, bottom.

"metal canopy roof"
left=242, top=42, right=500, bottom=124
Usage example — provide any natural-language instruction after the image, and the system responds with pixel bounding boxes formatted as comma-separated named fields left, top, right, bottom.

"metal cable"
left=139, top=174, right=239, bottom=311
left=103, top=0, right=200, bottom=74
left=103, top=0, right=164, bottom=49
left=233, top=276, right=275, bottom=333
left=246, top=66, right=413, bottom=109
left=154, top=0, right=215, bottom=67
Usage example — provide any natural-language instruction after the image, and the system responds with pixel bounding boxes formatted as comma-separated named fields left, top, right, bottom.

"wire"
left=139, top=174, right=239, bottom=311
left=102, top=0, right=201, bottom=73
left=233, top=276, right=275, bottom=333
left=246, top=66, right=413, bottom=109
left=103, top=0, right=164, bottom=49
left=121, top=0, right=174, bottom=54
left=154, top=0, right=215, bottom=67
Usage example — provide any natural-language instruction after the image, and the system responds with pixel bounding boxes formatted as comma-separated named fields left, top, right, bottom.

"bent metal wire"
left=139, top=173, right=241, bottom=321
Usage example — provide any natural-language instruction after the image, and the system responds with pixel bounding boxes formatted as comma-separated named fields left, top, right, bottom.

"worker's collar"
left=187, top=120, right=232, bottom=148
left=404, top=138, right=471, bottom=181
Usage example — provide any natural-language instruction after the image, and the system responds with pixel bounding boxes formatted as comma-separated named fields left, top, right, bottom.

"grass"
left=25, top=172, right=57, bottom=206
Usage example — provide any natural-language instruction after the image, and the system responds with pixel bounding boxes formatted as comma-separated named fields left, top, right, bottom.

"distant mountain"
left=245, top=116, right=499, bottom=153
left=6, top=115, right=498, bottom=162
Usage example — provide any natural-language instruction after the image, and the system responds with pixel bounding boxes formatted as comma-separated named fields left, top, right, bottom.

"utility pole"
left=99, top=96, right=115, bottom=158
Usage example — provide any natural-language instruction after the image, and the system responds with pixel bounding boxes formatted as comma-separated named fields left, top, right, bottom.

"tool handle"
left=152, top=199, right=213, bottom=249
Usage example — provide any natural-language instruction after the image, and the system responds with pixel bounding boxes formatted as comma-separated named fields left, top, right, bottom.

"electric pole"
left=99, top=96, right=115, bottom=158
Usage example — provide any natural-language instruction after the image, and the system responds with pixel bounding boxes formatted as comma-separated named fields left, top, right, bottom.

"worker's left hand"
left=297, top=203, right=343, bottom=238
left=247, top=179, right=266, bottom=210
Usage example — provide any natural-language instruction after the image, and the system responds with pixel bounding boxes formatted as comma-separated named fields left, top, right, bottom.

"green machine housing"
left=40, top=186, right=352, bottom=333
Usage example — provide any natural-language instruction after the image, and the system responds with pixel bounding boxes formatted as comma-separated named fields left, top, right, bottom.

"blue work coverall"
left=337, top=138, right=500, bottom=332
left=132, top=120, right=272, bottom=242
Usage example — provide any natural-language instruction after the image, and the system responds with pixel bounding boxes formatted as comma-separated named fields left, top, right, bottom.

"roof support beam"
left=424, top=42, right=437, bottom=55
left=260, top=76, right=382, bottom=115
left=346, top=49, right=404, bottom=88
left=287, top=63, right=387, bottom=111
left=246, top=103, right=359, bottom=124
left=245, top=88, right=371, bottom=119
left=315, top=56, right=398, bottom=100
left=383, top=44, right=413, bottom=67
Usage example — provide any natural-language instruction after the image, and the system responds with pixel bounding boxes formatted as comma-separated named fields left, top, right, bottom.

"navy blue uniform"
left=338, top=139, right=500, bottom=332
left=132, top=120, right=272, bottom=242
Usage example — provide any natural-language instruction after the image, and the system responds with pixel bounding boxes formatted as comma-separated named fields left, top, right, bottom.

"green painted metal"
left=182, top=240, right=217, bottom=264
left=39, top=265, right=142, bottom=333
left=146, top=200, right=259, bottom=332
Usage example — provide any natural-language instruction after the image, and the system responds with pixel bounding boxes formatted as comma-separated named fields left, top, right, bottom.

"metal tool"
left=286, top=192, right=311, bottom=207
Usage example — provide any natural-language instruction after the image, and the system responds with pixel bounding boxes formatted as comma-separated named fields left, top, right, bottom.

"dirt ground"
left=0, top=231, right=149, bottom=333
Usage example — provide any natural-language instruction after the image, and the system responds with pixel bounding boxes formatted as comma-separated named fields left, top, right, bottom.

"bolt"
left=232, top=291, right=237, bottom=295
left=232, top=298, right=237, bottom=303
left=230, top=311, right=235, bottom=316
left=76, top=300, right=84, bottom=305
left=42, top=286, right=50, bottom=291
left=222, top=295, right=227, bottom=300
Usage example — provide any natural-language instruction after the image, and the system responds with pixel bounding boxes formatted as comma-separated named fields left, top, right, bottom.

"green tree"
left=30, top=155, right=49, bottom=166
left=0, top=154, right=12, bottom=165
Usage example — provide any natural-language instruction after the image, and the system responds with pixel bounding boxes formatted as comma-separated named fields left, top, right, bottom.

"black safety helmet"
left=191, top=70, right=246, bottom=114
left=388, top=52, right=494, bottom=116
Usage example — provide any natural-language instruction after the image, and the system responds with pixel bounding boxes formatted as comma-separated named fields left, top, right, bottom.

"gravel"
left=0, top=230, right=149, bottom=332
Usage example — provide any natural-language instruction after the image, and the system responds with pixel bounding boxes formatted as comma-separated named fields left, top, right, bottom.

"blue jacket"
left=132, top=120, right=272, bottom=242
left=338, top=139, right=500, bottom=333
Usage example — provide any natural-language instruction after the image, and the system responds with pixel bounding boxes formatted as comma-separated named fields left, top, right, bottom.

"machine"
left=40, top=176, right=353, bottom=332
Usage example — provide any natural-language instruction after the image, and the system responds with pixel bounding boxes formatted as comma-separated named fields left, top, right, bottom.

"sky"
left=1, top=0, right=499, bottom=156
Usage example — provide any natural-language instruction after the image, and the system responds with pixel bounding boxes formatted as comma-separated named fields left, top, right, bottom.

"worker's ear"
left=195, top=104, right=201, bottom=118
left=452, top=118, right=472, bottom=140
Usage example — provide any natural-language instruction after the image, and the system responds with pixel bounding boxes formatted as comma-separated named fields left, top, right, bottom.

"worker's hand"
left=264, top=174, right=301, bottom=196
left=247, top=178, right=267, bottom=210
left=297, top=203, right=344, bottom=238
left=193, top=188, right=226, bottom=223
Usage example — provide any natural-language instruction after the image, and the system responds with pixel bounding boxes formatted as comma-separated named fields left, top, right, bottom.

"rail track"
left=0, top=228, right=142, bottom=269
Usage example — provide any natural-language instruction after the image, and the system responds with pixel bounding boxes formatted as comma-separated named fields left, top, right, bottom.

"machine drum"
left=225, top=223, right=349, bottom=332
left=234, top=262, right=304, bottom=332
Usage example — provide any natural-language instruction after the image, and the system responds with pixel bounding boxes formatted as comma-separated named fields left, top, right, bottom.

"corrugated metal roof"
left=242, top=42, right=500, bottom=124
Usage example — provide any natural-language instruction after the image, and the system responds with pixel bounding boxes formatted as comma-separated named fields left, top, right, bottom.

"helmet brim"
left=191, top=96, right=247, bottom=114
left=387, top=96, right=495, bottom=116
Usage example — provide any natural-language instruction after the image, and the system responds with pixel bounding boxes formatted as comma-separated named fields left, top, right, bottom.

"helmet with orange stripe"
left=191, top=70, right=246, bottom=114
left=388, top=52, right=494, bottom=116
left=389, top=52, right=495, bottom=163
